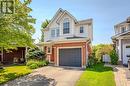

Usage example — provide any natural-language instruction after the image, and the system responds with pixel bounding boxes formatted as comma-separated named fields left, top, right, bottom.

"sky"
left=29, top=0, right=130, bottom=45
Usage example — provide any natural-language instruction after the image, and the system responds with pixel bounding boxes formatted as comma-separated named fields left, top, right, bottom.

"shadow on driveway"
left=2, top=74, right=56, bottom=86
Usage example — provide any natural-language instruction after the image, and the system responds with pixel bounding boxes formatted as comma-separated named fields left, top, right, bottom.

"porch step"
left=48, top=63, right=55, bottom=66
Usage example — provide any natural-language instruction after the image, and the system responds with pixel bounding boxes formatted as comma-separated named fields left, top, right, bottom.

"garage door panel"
left=59, top=48, right=81, bottom=67
left=123, top=44, right=130, bottom=65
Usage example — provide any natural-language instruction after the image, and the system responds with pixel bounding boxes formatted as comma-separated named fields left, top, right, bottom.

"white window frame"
left=51, top=29, right=55, bottom=37
left=80, top=26, right=84, bottom=33
left=56, top=28, right=60, bottom=37
left=121, top=26, right=126, bottom=33
left=63, top=18, right=70, bottom=34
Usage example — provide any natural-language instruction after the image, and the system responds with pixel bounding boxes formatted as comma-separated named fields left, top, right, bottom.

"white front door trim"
left=123, top=44, right=130, bottom=65
left=119, top=39, right=122, bottom=61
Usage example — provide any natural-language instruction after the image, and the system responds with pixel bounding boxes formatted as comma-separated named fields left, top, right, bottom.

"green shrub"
left=45, top=60, right=49, bottom=65
left=26, top=47, right=46, bottom=60
left=37, top=60, right=47, bottom=67
left=26, top=60, right=49, bottom=69
left=109, top=50, right=118, bottom=65
left=28, top=63, right=38, bottom=69
left=88, top=54, right=98, bottom=67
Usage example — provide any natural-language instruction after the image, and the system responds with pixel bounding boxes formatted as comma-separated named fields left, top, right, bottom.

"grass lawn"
left=0, top=65, right=32, bottom=84
left=76, top=63, right=116, bottom=86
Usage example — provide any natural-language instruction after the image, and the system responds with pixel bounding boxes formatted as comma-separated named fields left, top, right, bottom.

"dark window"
left=126, top=46, right=130, bottom=48
left=48, top=47, right=51, bottom=53
left=56, top=29, right=60, bottom=37
left=51, top=30, right=55, bottom=37
left=63, top=22, right=70, bottom=34
left=121, top=27, right=126, bottom=33
left=129, top=24, right=130, bottom=30
left=80, top=26, right=84, bottom=33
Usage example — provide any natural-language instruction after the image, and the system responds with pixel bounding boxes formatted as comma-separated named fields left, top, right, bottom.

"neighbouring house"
left=112, top=16, right=130, bottom=66
left=0, top=47, right=26, bottom=64
left=37, top=8, right=93, bottom=68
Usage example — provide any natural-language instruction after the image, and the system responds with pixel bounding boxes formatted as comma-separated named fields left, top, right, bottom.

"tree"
left=0, top=0, right=36, bottom=50
left=26, top=47, right=46, bottom=60
left=41, top=19, right=50, bottom=42
left=92, top=44, right=113, bottom=61
left=109, top=50, right=118, bottom=65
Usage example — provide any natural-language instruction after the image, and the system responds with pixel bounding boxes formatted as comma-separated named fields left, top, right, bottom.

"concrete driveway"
left=3, top=66, right=83, bottom=86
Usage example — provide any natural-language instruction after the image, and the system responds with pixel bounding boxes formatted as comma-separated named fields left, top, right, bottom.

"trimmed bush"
left=26, top=60, right=49, bottom=69
left=109, top=50, right=118, bottom=65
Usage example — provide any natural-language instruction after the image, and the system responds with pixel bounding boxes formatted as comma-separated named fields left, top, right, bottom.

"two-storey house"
left=112, top=17, right=130, bottom=66
left=38, top=8, right=93, bottom=68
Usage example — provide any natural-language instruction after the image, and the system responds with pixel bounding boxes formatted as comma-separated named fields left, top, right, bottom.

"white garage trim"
left=56, top=46, right=83, bottom=67
left=123, top=44, right=130, bottom=65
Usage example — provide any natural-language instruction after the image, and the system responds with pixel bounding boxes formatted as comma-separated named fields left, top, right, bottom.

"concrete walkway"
left=105, top=64, right=130, bottom=86
left=1, top=66, right=83, bottom=86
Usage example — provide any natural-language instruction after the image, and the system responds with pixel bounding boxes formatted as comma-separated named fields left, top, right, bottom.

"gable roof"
left=43, top=8, right=93, bottom=31
left=44, top=8, right=78, bottom=31
left=56, top=9, right=78, bottom=24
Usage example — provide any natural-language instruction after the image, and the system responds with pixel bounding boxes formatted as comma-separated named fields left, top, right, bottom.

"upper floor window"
left=51, top=30, right=55, bottom=37
left=121, top=27, right=126, bottom=33
left=80, top=26, right=84, bottom=33
left=51, top=28, right=60, bottom=37
left=128, top=24, right=130, bottom=30
left=56, top=29, right=60, bottom=37
left=63, top=18, right=70, bottom=34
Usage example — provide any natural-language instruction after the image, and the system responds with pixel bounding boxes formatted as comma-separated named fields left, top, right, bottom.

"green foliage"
left=88, top=54, right=98, bottom=67
left=28, top=63, right=38, bottom=69
left=0, top=0, right=36, bottom=50
left=109, top=50, right=118, bottom=65
left=0, top=65, right=32, bottom=84
left=93, top=44, right=113, bottom=62
left=26, top=60, right=48, bottom=69
left=40, top=19, right=50, bottom=42
left=26, top=47, right=46, bottom=60
left=76, top=63, right=115, bottom=86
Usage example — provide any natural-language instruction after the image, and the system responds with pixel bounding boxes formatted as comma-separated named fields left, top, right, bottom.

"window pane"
left=80, top=26, right=84, bottom=33
left=63, top=22, right=70, bottom=34
left=56, top=29, right=59, bottom=37
left=121, top=27, right=126, bottom=33
left=48, top=47, right=50, bottom=53
left=51, top=30, right=55, bottom=37
left=129, top=24, right=130, bottom=30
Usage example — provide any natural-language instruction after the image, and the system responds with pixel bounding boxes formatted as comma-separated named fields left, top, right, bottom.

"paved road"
left=2, top=66, right=83, bottom=86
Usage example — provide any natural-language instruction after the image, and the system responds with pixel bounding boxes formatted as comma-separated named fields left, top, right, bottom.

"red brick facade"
left=44, top=42, right=91, bottom=67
